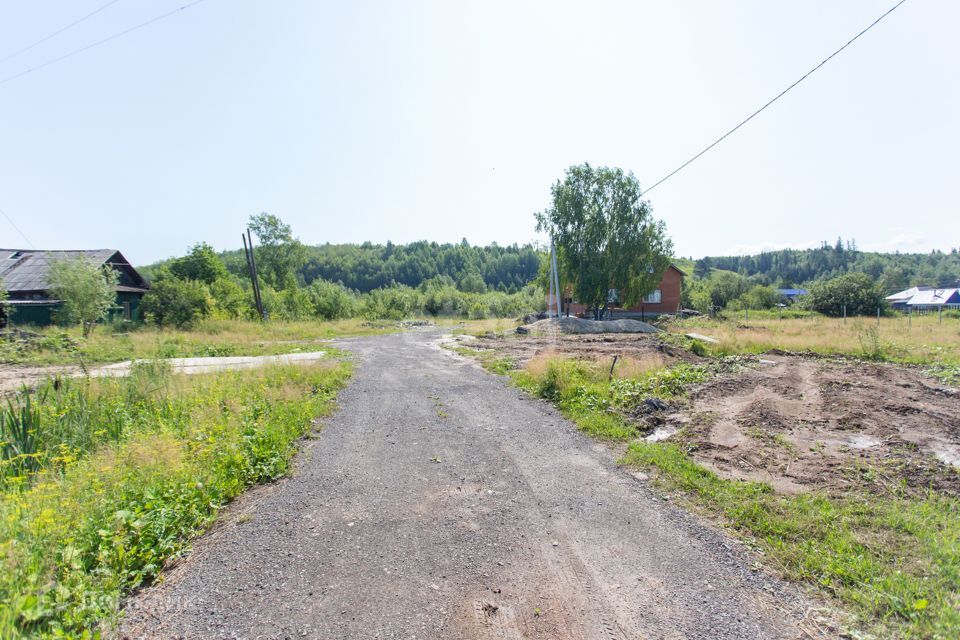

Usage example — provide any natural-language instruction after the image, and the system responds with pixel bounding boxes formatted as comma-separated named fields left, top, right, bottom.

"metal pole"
left=877, top=307, right=880, bottom=326
left=940, top=305, right=943, bottom=325
left=843, top=304, right=847, bottom=324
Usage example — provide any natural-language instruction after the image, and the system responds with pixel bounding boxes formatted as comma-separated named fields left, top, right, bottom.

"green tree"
left=169, top=242, right=228, bottom=284
left=305, top=280, right=357, bottom=320
left=693, top=257, right=713, bottom=279
left=458, top=270, right=487, bottom=294
left=807, top=273, right=887, bottom=317
left=248, top=213, right=307, bottom=289
left=730, top=284, right=781, bottom=311
left=535, top=164, right=672, bottom=318
left=141, top=276, right=211, bottom=328
left=48, top=257, right=119, bottom=336
left=208, top=277, right=251, bottom=319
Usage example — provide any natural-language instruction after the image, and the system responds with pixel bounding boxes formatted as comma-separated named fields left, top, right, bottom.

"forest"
left=206, top=240, right=543, bottom=294
left=697, top=239, right=960, bottom=291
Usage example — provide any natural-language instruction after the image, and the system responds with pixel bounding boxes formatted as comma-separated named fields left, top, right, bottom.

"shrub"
left=806, top=273, right=887, bottom=317
left=141, top=276, right=212, bottom=328
left=306, top=280, right=357, bottom=320
left=48, top=258, right=119, bottom=336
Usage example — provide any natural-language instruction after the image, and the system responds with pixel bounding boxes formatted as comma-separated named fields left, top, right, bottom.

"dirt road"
left=121, top=331, right=825, bottom=639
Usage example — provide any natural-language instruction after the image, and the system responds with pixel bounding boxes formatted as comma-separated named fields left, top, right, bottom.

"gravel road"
left=120, top=330, right=828, bottom=640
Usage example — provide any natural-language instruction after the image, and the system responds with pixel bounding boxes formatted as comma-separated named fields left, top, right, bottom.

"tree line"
left=694, top=239, right=960, bottom=292
left=134, top=214, right=545, bottom=328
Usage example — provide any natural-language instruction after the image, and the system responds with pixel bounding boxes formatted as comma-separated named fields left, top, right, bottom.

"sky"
left=0, top=0, right=956, bottom=266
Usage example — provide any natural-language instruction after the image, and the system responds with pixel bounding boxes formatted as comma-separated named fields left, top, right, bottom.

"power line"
left=640, top=0, right=909, bottom=197
left=0, top=0, right=125, bottom=66
left=0, top=0, right=210, bottom=87
left=0, top=207, right=35, bottom=249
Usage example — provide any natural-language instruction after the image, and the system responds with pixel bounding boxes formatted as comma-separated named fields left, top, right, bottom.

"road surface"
left=121, top=331, right=826, bottom=639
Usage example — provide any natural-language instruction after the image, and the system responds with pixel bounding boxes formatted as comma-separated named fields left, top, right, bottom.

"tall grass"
left=672, top=314, right=960, bottom=365
left=0, top=318, right=393, bottom=366
left=510, top=354, right=710, bottom=440
left=0, top=362, right=351, bottom=637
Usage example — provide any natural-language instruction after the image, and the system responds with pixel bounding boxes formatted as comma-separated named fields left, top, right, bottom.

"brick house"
left=550, top=264, right=686, bottom=319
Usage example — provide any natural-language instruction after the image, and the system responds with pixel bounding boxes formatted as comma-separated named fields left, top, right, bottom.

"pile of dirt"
left=465, top=332, right=703, bottom=368
left=660, top=356, right=960, bottom=496
left=522, top=317, right=660, bottom=335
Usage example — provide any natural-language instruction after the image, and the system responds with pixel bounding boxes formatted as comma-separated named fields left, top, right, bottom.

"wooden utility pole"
left=243, top=230, right=265, bottom=320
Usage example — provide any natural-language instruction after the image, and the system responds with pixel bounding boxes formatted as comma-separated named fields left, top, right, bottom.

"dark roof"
left=0, top=249, right=148, bottom=293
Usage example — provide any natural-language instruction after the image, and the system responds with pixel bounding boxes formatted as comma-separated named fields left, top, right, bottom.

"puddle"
left=848, top=435, right=882, bottom=450
left=931, top=444, right=960, bottom=468
left=645, top=426, right=677, bottom=442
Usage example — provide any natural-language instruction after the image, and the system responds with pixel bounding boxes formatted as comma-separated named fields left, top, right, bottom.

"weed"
left=0, top=362, right=351, bottom=637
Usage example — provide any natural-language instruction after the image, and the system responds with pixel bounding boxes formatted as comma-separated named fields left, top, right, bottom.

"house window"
left=122, top=301, right=132, bottom=321
left=643, top=289, right=662, bottom=304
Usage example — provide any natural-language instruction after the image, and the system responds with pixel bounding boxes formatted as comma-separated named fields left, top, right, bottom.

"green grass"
left=0, top=360, right=351, bottom=638
left=622, top=441, right=960, bottom=639
left=505, top=355, right=714, bottom=440
left=0, top=318, right=397, bottom=366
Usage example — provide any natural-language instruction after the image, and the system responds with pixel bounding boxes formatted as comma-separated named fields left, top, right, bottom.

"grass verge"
left=0, top=360, right=350, bottom=638
left=0, top=318, right=396, bottom=366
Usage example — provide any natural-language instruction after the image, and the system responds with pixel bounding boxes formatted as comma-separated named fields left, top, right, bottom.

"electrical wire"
left=0, top=0, right=125, bottom=66
left=640, top=0, right=909, bottom=197
left=0, top=0, right=209, bottom=87
left=0, top=207, right=35, bottom=249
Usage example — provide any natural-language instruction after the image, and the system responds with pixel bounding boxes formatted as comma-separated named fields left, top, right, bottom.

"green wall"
left=7, top=292, right=144, bottom=327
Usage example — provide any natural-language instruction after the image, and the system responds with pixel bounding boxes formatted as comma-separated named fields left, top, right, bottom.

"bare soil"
left=464, top=332, right=702, bottom=368
left=472, top=332, right=960, bottom=497
left=670, top=355, right=960, bottom=496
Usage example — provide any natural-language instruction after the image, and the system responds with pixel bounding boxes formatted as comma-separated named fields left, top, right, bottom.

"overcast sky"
left=0, top=0, right=956, bottom=265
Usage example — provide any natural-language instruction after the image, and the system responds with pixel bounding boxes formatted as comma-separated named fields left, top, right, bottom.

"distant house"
left=904, top=288, right=960, bottom=311
left=0, top=249, right=149, bottom=326
left=776, top=288, right=808, bottom=303
left=550, top=264, right=686, bottom=318
left=885, top=286, right=933, bottom=310
left=885, top=286, right=960, bottom=311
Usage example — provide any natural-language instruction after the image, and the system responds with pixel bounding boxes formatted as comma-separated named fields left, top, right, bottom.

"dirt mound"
left=524, top=317, right=660, bottom=335
left=464, top=331, right=703, bottom=368
left=666, top=356, right=960, bottom=496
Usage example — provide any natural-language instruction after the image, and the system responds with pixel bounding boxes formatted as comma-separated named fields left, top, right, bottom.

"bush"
left=306, top=280, right=357, bottom=320
left=729, top=285, right=781, bottom=311
left=141, top=276, right=212, bottom=328
left=806, top=272, right=887, bottom=317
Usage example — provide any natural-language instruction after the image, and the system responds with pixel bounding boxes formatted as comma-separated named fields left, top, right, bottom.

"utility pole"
left=547, top=243, right=555, bottom=318
left=243, top=230, right=265, bottom=321
left=551, top=239, right=562, bottom=318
